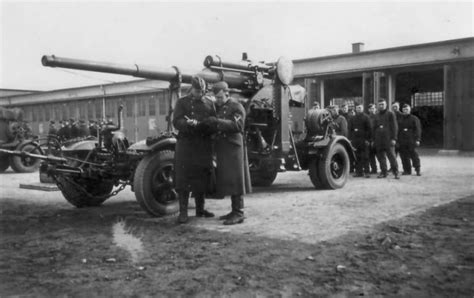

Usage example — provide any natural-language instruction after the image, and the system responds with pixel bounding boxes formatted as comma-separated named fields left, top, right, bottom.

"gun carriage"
left=0, top=54, right=354, bottom=216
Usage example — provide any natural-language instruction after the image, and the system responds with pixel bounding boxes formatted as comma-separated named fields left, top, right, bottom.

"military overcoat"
left=398, top=114, right=421, bottom=149
left=213, top=98, right=251, bottom=197
left=373, top=109, right=398, bottom=149
left=348, top=113, right=372, bottom=147
left=173, top=94, right=216, bottom=193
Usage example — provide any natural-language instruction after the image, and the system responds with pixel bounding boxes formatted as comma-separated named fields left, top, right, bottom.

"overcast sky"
left=0, top=1, right=472, bottom=91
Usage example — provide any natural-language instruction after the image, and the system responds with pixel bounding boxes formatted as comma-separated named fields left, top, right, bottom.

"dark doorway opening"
left=395, top=69, right=444, bottom=148
left=325, top=76, right=362, bottom=109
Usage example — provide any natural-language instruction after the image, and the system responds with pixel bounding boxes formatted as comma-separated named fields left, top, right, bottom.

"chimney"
left=352, top=42, right=364, bottom=53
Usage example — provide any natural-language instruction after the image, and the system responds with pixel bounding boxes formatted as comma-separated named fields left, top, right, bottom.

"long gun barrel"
left=0, top=148, right=67, bottom=163
left=41, top=55, right=272, bottom=90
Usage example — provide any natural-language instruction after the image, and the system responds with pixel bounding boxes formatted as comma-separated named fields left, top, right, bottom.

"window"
left=149, top=96, right=156, bottom=116
left=158, top=92, right=167, bottom=115
left=137, top=95, right=147, bottom=116
left=88, top=101, right=94, bottom=119
left=32, top=106, right=37, bottom=122
left=44, top=104, right=50, bottom=120
left=106, top=99, right=116, bottom=117
left=95, top=100, right=103, bottom=119
left=126, top=99, right=134, bottom=117
left=412, top=92, right=444, bottom=107
left=62, top=104, right=68, bottom=120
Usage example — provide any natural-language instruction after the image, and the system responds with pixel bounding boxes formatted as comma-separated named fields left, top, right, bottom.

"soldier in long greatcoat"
left=173, top=76, right=216, bottom=224
left=201, top=81, right=251, bottom=225
left=373, top=99, right=399, bottom=179
left=348, top=102, right=372, bottom=178
left=398, top=104, right=422, bottom=176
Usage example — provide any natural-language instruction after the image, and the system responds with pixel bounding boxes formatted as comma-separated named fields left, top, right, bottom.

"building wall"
left=21, top=90, right=172, bottom=143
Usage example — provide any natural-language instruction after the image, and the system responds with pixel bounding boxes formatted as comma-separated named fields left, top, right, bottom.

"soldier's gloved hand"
left=391, top=139, right=397, bottom=146
left=415, top=141, right=420, bottom=147
left=186, top=119, right=198, bottom=127
left=201, top=116, right=218, bottom=133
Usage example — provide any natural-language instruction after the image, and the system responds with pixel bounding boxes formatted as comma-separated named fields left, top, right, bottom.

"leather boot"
left=219, top=212, right=234, bottom=220
left=177, top=191, right=189, bottom=224
left=224, top=195, right=244, bottom=225
left=195, top=194, right=214, bottom=218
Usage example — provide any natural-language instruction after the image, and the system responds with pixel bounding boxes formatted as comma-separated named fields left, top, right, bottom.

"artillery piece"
left=37, top=53, right=353, bottom=216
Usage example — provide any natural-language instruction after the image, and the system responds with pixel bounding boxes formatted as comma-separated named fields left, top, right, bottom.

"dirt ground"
left=0, top=150, right=473, bottom=296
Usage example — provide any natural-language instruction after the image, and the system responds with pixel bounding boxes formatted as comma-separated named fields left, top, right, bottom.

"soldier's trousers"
left=376, top=145, right=398, bottom=175
left=369, top=146, right=377, bottom=173
left=399, top=147, right=420, bottom=173
left=354, top=143, right=369, bottom=174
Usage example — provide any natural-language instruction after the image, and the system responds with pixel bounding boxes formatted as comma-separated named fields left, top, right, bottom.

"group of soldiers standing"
left=327, top=99, right=422, bottom=179
left=47, top=118, right=112, bottom=142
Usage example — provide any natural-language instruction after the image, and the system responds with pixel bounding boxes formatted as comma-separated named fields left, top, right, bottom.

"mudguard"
left=62, top=139, right=97, bottom=152
left=128, top=135, right=176, bottom=153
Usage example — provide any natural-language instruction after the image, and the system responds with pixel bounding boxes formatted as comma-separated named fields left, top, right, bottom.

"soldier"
left=398, top=104, right=422, bottom=176
left=373, top=99, right=399, bottom=179
left=69, top=118, right=79, bottom=139
left=57, top=119, right=71, bottom=141
left=391, top=101, right=402, bottom=122
left=340, top=103, right=353, bottom=123
left=367, top=103, right=378, bottom=174
left=89, top=120, right=98, bottom=137
left=48, top=120, right=57, bottom=136
left=201, top=81, right=251, bottom=225
left=77, top=119, right=90, bottom=138
left=173, top=76, right=216, bottom=224
left=328, top=105, right=348, bottom=137
left=391, top=101, right=402, bottom=157
left=348, top=102, right=372, bottom=178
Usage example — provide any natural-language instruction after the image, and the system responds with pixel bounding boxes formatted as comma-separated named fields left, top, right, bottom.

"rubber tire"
left=308, top=158, right=323, bottom=189
left=251, top=169, right=278, bottom=187
left=0, top=156, right=10, bottom=172
left=10, top=143, right=42, bottom=173
left=133, top=150, right=179, bottom=217
left=57, top=176, right=113, bottom=208
left=318, top=143, right=350, bottom=189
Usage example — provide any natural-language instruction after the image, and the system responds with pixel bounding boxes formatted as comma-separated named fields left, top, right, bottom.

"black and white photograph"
left=1, top=0, right=473, bottom=296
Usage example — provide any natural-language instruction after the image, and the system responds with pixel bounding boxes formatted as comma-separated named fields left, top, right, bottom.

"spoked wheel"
left=133, top=150, right=178, bottom=216
left=56, top=176, right=114, bottom=207
left=10, top=143, right=42, bottom=173
left=318, top=143, right=350, bottom=189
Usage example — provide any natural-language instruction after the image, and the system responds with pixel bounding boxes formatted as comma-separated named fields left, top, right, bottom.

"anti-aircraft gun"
left=40, top=53, right=354, bottom=216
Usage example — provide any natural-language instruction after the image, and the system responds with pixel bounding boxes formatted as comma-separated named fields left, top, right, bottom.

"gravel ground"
left=0, top=150, right=473, bottom=296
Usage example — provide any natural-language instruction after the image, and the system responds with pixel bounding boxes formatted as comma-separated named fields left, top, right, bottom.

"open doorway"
left=395, top=68, right=444, bottom=148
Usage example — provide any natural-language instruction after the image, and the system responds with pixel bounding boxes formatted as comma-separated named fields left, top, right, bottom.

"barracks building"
left=1, top=37, right=473, bottom=150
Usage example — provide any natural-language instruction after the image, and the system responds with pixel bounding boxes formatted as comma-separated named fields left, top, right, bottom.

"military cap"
left=50, top=120, right=55, bottom=124
left=378, top=98, right=387, bottom=103
left=212, top=81, right=229, bottom=94
left=354, top=101, right=363, bottom=106
left=368, top=103, right=375, bottom=108
left=191, top=76, right=206, bottom=90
